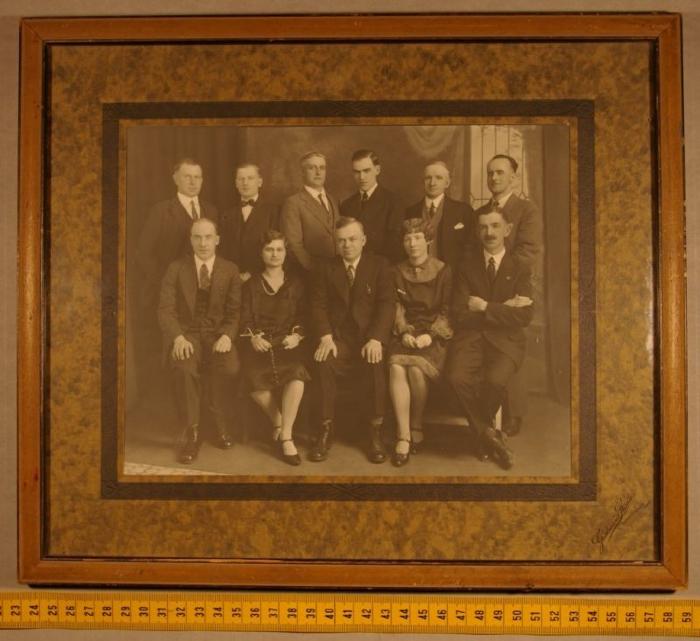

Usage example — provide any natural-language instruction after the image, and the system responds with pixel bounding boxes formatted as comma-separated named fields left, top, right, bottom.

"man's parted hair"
left=402, top=217, right=434, bottom=243
left=479, top=208, right=512, bottom=225
left=489, top=153, right=518, bottom=173
left=234, top=162, right=262, bottom=176
left=173, top=157, right=202, bottom=174
left=424, top=160, right=451, bottom=177
left=300, top=151, right=327, bottom=166
left=190, top=216, right=219, bottom=234
left=335, top=216, right=365, bottom=234
left=351, top=149, right=380, bottom=165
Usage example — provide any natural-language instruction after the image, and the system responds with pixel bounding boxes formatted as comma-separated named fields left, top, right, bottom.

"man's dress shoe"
left=308, top=420, right=333, bottom=462
left=177, top=425, right=201, bottom=464
left=483, top=427, right=514, bottom=470
left=368, top=424, right=387, bottom=464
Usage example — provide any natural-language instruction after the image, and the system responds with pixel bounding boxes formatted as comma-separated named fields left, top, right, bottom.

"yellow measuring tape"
left=1, top=592, right=699, bottom=634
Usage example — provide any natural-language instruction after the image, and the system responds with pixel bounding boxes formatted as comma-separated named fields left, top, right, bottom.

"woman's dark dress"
left=239, top=272, right=310, bottom=391
left=388, top=257, right=453, bottom=379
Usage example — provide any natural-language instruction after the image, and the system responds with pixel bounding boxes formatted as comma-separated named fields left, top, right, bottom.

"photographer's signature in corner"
left=591, top=493, right=651, bottom=553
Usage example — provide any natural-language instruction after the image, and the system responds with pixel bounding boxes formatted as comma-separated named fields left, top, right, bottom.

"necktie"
left=199, top=263, right=211, bottom=290
left=190, top=200, right=199, bottom=220
left=489, top=198, right=500, bottom=211
left=318, top=192, right=329, bottom=212
left=487, top=256, right=496, bottom=286
left=241, top=199, right=255, bottom=207
left=428, top=202, right=437, bottom=219
left=360, top=191, right=369, bottom=207
left=346, top=264, right=355, bottom=287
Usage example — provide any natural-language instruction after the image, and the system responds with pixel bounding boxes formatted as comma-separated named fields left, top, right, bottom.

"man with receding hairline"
left=405, top=160, right=473, bottom=267
left=158, top=217, right=242, bottom=464
left=281, top=151, right=339, bottom=272
left=308, top=216, right=396, bottom=464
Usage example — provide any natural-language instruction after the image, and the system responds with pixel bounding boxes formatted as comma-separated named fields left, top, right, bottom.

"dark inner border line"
left=100, top=99, right=595, bottom=501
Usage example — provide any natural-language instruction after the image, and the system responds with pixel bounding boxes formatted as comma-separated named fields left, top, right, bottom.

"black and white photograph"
left=120, top=120, right=576, bottom=481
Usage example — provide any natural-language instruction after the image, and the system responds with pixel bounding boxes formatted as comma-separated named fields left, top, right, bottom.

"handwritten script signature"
left=591, top=493, right=650, bottom=553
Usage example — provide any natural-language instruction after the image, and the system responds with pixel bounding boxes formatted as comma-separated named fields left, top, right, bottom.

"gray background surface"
left=0, top=1, right=697, bottom=639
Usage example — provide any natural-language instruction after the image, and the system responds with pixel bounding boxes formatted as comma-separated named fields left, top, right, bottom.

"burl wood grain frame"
left=18, top=14, right=686, bottom=589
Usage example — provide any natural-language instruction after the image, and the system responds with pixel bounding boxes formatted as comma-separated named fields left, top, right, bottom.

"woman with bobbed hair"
left=388, top=218, right=453, bottom=466
left=239, top=230, right=310, bottom=465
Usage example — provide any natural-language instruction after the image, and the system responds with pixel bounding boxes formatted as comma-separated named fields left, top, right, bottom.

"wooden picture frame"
left=18, top=13, right=686, bottom=589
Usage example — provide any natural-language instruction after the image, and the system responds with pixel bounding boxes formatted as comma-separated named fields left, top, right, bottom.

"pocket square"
left=453, top=222, right=465, bottom=230
left=366, top=284, right=373, bottom=295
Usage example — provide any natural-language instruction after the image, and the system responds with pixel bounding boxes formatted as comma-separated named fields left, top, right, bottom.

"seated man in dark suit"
left=475, top=154, right=543, bottom=437
left=340, top=149, right=404, bottom=263
left=218, top=163, right=279, bottom=282
left=446, top=209, right=534, bottom=470
left=309, top=217, right=396, bottom=463
left=405, top=161, right=473, bottom=267
left=158, top=218, right=242, bottom=464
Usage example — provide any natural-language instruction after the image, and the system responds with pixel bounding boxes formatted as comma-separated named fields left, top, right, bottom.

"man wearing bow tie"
left=340, top=149, right=404, bottom=263
left=281, top=151, right=339, bottom=272
left=405, top=161, right=473, bottom=267
left=158, top=218, right=242, bottom=464
left=218, top=163, right=280, bottom=281
left=446, top=209, right=533, bottom=470
left=475, top=154, right=543, bottom=436
left=308, top=217, right=396, bottom=463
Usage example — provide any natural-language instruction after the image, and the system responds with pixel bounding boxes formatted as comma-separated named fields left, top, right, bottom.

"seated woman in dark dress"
left=239, top=230, right=310, bottom=465
left=388, top=218, right=453, bottom=466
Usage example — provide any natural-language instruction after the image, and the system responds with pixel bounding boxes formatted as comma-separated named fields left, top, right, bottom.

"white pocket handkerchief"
left=453, top=222, right=465, bottom=230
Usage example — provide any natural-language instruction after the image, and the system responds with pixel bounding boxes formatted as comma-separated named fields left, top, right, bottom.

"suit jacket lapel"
left=492, top=251, right=515, bottom=300
left=301, top=189, right=333, bottom=231
left=182, top=257, right=198, bottom=315
left=330, top=258, right=350, bottom=305
left=207, top=258, right=224, bottom=312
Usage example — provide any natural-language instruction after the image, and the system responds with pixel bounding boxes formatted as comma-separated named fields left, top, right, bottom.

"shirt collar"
left=304, top=185, right=326, bottom=199
left=424, top=193, right=445, bottom=208
left=361, top=183, right=379, bottom=199
left=492, top=191, right=513, bottom=208
left=194, top=255, right=216, bottom=273
left=240, top=194, right=259, bottom=204
left=484, top=247, right=506, bottom=271
left=342, top=255, right=362, bottom=271
left=177, top=192, right=200, bottom=216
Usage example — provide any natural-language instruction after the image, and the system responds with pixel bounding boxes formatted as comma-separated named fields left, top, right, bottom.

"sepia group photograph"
left=116, top=116, right=581, bottom=490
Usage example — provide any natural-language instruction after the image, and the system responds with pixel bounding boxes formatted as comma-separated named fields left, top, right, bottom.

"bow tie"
left=241, top=199, right=256, bottom=207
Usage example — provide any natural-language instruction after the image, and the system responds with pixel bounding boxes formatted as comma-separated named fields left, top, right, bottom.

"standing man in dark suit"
left=475, top=154, right=543, bottom=436
left=309, top=217, right=396, bottom=464
left=340, top=149, right=404, bottom=263
left=405, top=161, right=473, bottom=268
left=281, top=151, right=339, bottom=272
left=218, top=163, right=279, bottom=282
left=446, top=209, right=534, bottom=470
left=158, top=218, right=242, bottom=464
left=136, top=158, right=219, bottom=318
